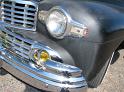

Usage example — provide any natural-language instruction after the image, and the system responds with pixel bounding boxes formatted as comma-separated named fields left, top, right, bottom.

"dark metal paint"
left=19, top=28, right=75, bottom=66
left=36, top=0, right=124, bottom=87
left=39, top=0, right=124, bottom=43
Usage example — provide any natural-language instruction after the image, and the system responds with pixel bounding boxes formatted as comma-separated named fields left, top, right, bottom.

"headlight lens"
left=46, top=10, right=67, bottom=38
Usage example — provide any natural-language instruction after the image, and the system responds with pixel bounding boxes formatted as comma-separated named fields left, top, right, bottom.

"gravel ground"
left=0, top=50, right=124, bottom=92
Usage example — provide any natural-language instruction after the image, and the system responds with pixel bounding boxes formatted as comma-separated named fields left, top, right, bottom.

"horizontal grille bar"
left=0, top=0, right=38, bottom=31
left=0, top=30, right=33, bottom=59
left=1, top=8, right=36, bottom=16
left=2, top=3, right=36, bottom=11
left=2, top=13, right=35, bottom=21
left=2, top=17, right=35, bottom=25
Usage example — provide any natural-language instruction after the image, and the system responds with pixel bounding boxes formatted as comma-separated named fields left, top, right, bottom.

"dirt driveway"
left=0, top=50, right=124, bottom=92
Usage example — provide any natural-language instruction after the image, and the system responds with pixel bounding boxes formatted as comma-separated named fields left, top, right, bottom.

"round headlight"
left=46, top=10, right=67, bottom=39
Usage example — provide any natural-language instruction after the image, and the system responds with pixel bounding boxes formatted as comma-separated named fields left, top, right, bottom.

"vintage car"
left=0, top=0, right=124, bottom=92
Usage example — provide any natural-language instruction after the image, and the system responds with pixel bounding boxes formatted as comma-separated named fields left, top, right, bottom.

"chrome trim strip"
left=0, top=48, right=87, bottom=92
left=2, top=0, right=38, bottom=6
left=2, top=17, right=35, bottom=25
left=1, top=4, right=36, bottom=11
left=1, top=8, right=36, bottom=16
left=2, top=13, right=35, bottom=20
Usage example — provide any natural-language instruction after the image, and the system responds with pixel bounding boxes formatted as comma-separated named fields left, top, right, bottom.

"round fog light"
left=40, top=51, right=51, bottom=62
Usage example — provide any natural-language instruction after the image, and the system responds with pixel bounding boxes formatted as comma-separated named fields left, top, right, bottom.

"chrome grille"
left=0, top=0, right=37, bottom=31
left=0, top=30, right=33, bottom=59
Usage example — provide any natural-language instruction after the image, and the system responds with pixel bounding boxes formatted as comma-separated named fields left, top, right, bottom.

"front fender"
left=38, top=0, right=124, bottom=87
left=39, top=0, right=124, bottom=43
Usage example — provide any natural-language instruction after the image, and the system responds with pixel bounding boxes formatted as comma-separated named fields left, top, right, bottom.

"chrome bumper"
left=0, top=47, right=87, bottom=92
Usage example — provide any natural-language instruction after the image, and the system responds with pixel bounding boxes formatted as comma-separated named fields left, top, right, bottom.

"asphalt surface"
left=0, top=50, right=124, bottom=92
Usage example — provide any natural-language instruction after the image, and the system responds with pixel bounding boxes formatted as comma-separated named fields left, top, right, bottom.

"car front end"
left=0, top=0, right=88, bottom=92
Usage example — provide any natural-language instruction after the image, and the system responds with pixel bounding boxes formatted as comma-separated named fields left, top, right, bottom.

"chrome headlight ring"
left=38, top=6, right=88, bottom=39
left=45, top=7, right=71, bottom=39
